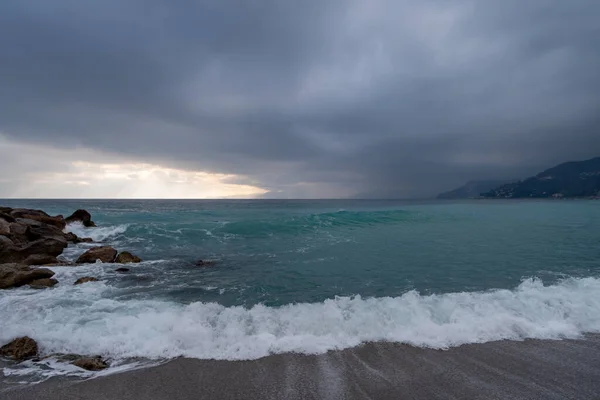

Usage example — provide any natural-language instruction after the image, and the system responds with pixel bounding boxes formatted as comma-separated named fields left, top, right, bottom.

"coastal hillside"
left=482, top=156, right=600, bottom=198
left=437, top=180, right=514, bottom=199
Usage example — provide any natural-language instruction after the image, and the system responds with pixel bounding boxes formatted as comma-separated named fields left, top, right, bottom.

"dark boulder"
left=0, top=234, right=16, bottom=252
left=72, top=356, right=108, bottom=371
left=16, top=218, right=67, bottom=242
left=65, top=210, right=96, bottom=227
left=1, top=229, right=67, bottom=264
left=18, top=237, right=68, bottom=260
left=7, top=222, right=31, bottom=246
left=74, top=277, right=99, bottom=285
left=0, top=219, right=10, bottom=236
left=114, top=267, right=130, bottom=273
left=64, top=232, right=78, bottom=243
left=29, top=278, right=58, bottom=289
left=0, top=211, right=16, bottom=223
left=76, top=246, right=117, bottom=264
left=23, top=254, right=58, bottom=266
left=64, top=232, right=94, bottom=244
left=10, top=209, right=65, bottom=229
left=115, top=251, right=142, bottom=264
left=0, top=263, right=56, bottom=289
left=0, top=337, right=39, bottom=360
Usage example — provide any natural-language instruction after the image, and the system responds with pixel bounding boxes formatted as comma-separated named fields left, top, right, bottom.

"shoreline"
left=3, top=335, right=600, bottom=400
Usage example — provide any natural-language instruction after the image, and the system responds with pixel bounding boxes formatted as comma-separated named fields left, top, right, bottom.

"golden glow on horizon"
left=0, top=135, right=268, bottom=198
left=34, top=161, right=269, bottom=198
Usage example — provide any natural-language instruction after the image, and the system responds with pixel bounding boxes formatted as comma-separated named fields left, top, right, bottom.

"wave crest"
left=1, top=277, right=599, bottom=362
left=66, top=222, right=129, bottom=242
left=217, top=210, right=414, bottom=236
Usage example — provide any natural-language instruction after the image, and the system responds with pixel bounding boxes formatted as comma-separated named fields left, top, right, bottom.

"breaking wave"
left=1, top=275, right=599, bottom=365
left=66, top=222, right=129, bottom=242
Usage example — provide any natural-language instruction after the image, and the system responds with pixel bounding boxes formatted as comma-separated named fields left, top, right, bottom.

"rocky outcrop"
left=0, top=218, right=10, bottom=236
left=15, top=218, right=67, bottom=242
left=0, top=263, right=56, bottom=289
left=0, top=210, right=16, bottom=222
left=9, top=209, right=66, bottom=229
left=23, top=254, right=59, bottom=266
left=7, top=237, right=68, bottom=263
left=29, top=278, right=58, bottom=289
left=72, top=356, right=108, bottom=371
left=76, top=246, right=117, bottom=263
left=64, top=232, right=93, bottom=244
left=115, top=251, right=142, bottom=264
left=0, top=209, right=69, bottom=264
left=65, top=209, right=96, bottom=227
left=74, top=277, right=99, bottom=285
left=0, top=337, right=39, bottom=360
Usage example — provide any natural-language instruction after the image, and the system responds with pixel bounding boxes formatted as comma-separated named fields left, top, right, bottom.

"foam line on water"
left=65, top=222, right=129, bottom=242
left=1, top=277, right=600, bottom=364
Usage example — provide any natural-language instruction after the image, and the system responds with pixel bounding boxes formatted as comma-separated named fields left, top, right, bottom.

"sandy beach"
left=3, top=335, right=600, bottom=400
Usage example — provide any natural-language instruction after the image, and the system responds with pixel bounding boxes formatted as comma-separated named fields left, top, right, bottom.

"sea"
left=1, top=199, right=600, bottom=387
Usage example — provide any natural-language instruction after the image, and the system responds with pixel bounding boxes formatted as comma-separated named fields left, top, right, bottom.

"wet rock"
left=0, top=211, right=16, bottom=223
left=16, top=218, right=67, bottom=242
left=29, top=278, right=58, bottom=289
left=54, top=353, right=83, bottom=362
left=6, top=222, right=30, bottom=246
left=0, top=235, right=17, bottom=259
left=195, top=259, right=217, bottom=267
left=64, top=232, right=79, bottom=243
left=0, top=219, right=10, bottom=236
left=10, top=209, right=65, bottom=230
left=115, top=251, right=142, bottom=264
left=0, top=337, right=38, bottom=360
left=74, top=277, right=99, bottom=285
left=64, top=232, right=94, bottom=244
left=23, top=254, right=58, bottom=266
left=65, top=209, right=96, bottom=227
left=76, top=246, right=117, bottom=264
left=0, top=263, right=55, bottom=289
left=114, top=267, right=130, bottom=273
left=72, top=356, right=108, bottom=371
left=1, top=234, right=68, bottom=264
left=18, top=237, right=68, bottom=259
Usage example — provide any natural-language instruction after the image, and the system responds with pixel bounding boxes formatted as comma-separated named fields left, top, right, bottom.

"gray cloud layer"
left=1, top=0, right=599, bottom=197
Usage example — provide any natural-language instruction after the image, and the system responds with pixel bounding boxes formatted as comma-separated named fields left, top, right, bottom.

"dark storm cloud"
left=1, top=0, right=599, bottom=197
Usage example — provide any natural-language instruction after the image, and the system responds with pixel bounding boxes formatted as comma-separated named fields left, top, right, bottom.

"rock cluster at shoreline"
left=0, top=206, right=143, bottom=370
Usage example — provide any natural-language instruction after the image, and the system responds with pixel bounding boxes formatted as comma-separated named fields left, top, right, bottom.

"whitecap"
left=1, top=277, right=599, bottom=366
left=65, top=222, right=129, bottom=242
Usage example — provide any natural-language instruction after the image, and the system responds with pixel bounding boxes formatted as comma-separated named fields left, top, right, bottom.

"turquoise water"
left=4, top=199, right=599, bottom=306
left=2, top=199, right=600, bottom=382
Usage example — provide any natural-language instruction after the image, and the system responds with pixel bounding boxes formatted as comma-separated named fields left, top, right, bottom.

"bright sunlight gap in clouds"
left=0, top=135, right=267, bottom=198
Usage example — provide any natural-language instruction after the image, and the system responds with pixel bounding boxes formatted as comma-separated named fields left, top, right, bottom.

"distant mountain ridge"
left=437, top=180, right=515, bottom=199
left=482, top=156, right=600, bottom=198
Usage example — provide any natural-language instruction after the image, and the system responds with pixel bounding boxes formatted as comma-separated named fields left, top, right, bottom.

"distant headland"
left=438, top=156, right=600, bottom=199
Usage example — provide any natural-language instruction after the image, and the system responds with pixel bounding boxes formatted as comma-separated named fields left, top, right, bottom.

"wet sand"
left=3, top=336, right=600, bottom=400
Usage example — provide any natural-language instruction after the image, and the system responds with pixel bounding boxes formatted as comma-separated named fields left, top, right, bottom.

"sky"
left=1, top=0, right=599, bottom=199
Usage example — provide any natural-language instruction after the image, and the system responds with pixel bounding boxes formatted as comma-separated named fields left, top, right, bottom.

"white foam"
left=65, top=222, right=129, bottom=242
left=1, top=277, right=600, bottom=364
left=2, top=358, right=153, bottom=386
